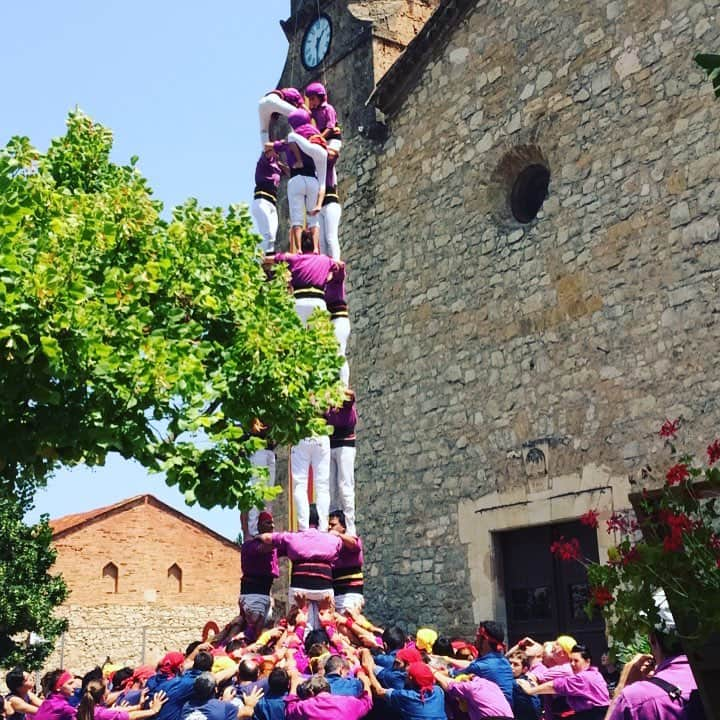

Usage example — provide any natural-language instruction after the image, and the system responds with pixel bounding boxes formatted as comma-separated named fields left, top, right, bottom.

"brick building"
left=44, top=495, right=240, bottom=671
left=272, top=0, right=720, bottom=654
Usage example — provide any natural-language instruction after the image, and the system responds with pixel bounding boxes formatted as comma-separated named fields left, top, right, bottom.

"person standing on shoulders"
left=328, top=509, right=363, bottom=613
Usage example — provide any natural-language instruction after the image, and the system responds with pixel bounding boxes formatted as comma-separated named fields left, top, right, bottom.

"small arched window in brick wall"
left=167, top=563, right=182, bottom=593
left=102, top=562, right=119, bottom=594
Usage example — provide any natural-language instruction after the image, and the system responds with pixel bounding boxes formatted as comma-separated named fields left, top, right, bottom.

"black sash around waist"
left=291, top=560, right=333, bottom=590
left=240, top=575, right=273, bottom=595
left=323, top=185, right=340, bottom=205
left=332, top=564, right=364, bottom=595
left=290, top=167, right=316, bottom=178
left=328, top=301, right=348, bottom=318
left=254, top=183, right=278, bottom=205
left=293, top=286, right=326, bottom=300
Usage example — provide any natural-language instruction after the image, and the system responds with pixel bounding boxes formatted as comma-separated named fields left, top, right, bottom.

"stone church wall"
left=336, top=0, right=720, bottom=633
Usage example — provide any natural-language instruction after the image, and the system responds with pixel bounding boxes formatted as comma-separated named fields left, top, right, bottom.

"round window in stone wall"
left=510, top=163, right=550, bottom=223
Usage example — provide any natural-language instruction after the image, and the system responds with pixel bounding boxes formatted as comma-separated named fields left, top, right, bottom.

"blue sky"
left=3, top=1, right=291, bottom=539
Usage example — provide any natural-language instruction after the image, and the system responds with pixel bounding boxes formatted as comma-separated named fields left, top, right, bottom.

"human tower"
left=241, top=82, right=357, bottom=541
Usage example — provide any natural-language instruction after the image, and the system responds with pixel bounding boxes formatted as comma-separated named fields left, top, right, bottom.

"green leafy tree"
left=0, top=498, right=68, bottom=668
left=0, top=111, right=343, bottom=665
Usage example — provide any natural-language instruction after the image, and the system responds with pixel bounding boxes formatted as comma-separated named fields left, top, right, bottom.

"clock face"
left=301, top=15, right=332, bottom=70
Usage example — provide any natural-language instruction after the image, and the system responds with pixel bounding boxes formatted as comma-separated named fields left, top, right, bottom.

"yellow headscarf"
left=415, top=628, right=438, bottom=653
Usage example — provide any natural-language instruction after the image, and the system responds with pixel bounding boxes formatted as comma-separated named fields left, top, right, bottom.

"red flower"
left=550, top=537, right=582, bottom=562
left=591, top=586, right=613, bottom=607
left=707, top=439, right=720, bottom=465
left=659, top=418, right=680, bottom=439
left=580, top=509, right=599, bottom=528
left=606, top=512, right=629, bottom=534
left=666, top=463, right=689, bottom=486
left=659, top=511, right=692, bottom=553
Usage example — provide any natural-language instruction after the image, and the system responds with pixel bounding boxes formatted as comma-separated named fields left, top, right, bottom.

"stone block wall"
left=336, top=0, right=720, bottom=633
left=40, top=604, right=233, bottom=675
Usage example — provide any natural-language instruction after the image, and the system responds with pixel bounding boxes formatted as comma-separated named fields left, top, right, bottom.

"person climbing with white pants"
left=268, top=109, right=327, bottom=254
left=266, top=231, right=339, bottom=326
left=325, top=388, right=357, bottom=535
left=288, top=130, right=342, bottom=259
left=250, top=150, right=285, bottom=255
left=257, top=87, right=304, bottom=147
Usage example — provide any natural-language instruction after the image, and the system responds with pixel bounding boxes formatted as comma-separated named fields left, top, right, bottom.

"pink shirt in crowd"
left=285, top=691, right=372, bottom=720
left=607, top=655, right=698, bottom=720
left=446, top=677, right=514, bottom=719
left=552, top=666, right=610, bottom=712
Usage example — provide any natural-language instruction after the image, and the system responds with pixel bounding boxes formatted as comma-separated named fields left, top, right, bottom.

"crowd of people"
left=2, top=505, right=702, bottom=720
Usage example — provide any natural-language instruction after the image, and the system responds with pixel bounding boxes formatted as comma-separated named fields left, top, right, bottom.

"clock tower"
left=270, top=1, right=439, bottom=249
left=277, top=0, right=439, bottom=138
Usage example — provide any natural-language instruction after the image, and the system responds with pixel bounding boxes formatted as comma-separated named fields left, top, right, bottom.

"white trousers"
left=251, top=198, right=278, bottom=254
left=291, top=435, right=331, bottom=531
left=258, top=93, right=298, bottom=147
left=334, top=592, right=364, bottom=614
left=288, top=175, right=320, bottom=228
left=295, top=297, right=327, bottom=326
left=246, top=448, right=277, bottom=536
left=332, top=316, right=350, bottom=386
left=330, top=445, right=356, bottom=535
left=319, top=202, right=342, bottom=260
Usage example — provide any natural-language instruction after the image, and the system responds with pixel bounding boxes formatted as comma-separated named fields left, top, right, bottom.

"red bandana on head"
left=406, top=662, right=435, bottom=702
left=476, top=625, right=506, bottom=653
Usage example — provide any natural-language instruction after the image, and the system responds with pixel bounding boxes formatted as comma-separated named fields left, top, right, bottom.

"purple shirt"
left=531, top=661, right=572, bottom=683
left=35, top=695, right=76, bottom=720
left=325, top=394, right=357, bottom=439
left=334, top=537, right=364, bottom=571
left=607, top=656, right=697, bottom=720
left=255, top=153, right=281, bottom=189
left=447, top=677, right=514, bottom=719
left=94, top=708, right=129, bottom=720
left=552, top=666, right=610, bottom=712
left=241, top=537, right=280, bottom=578
left=274, top=253, right=336, bottom=290
left=266, top=87, right=303, bottom=107
left=324, top=263, right=346, bottom=306
left=272, top=528, right=342, bottom=563
left=311, top=103, right=338, bottom=133
left=285, top=691, right=371, bottom=720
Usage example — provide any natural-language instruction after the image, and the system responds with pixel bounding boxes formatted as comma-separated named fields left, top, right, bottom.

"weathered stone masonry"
left=334, top=0, right=720, bottom=633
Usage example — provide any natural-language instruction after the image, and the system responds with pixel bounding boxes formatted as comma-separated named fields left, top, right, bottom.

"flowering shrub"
left=552, top=419, right=720, bottom=647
